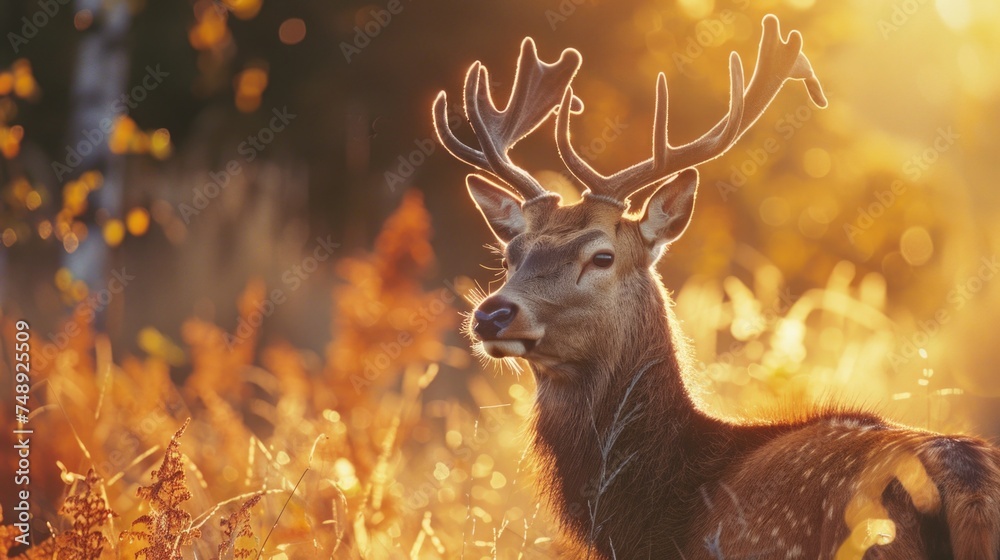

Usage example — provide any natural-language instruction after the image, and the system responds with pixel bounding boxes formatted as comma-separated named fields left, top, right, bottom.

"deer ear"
left=467, top=174, right=526, bottom=243
left=638, top=169, right=698, bottom=259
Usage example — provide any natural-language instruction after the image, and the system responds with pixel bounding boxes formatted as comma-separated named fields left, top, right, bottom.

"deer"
left=431, top=14, right=1000, bottom=560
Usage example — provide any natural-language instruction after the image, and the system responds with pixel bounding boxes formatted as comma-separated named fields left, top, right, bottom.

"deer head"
left=433, top=15, right=826, bottom=376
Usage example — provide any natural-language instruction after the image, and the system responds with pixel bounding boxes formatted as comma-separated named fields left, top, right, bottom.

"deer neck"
left=528, top=275, right=732, bottom=551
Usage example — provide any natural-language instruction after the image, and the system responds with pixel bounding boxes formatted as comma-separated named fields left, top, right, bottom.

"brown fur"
left=467, top=195, right=1000, bottom=559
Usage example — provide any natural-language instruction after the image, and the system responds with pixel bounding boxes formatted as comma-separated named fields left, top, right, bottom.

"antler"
left=556, top=14, right=827, bottom=206
left=433, top=38, right=583, bottom=201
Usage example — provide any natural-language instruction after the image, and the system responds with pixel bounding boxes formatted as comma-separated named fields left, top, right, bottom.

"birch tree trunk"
left=62, top=0, right=130, bottom=310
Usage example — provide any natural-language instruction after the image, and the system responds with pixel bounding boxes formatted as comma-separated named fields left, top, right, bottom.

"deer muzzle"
left=473, top=297, right=518, bottom=340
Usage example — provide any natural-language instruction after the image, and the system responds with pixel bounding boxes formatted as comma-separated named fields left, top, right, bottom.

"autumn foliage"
left=0, top=192, right=481, bottom=559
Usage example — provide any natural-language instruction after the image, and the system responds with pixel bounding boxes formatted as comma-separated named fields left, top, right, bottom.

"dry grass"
left=0, top=190, right=987, bottom=560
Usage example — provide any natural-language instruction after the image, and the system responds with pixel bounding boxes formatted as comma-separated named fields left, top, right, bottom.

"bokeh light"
left=279, top=18, right=307, bottom=45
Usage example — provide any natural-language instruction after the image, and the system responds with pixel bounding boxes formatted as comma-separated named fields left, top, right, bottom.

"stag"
left=432, top=15, right=1000, bottom=559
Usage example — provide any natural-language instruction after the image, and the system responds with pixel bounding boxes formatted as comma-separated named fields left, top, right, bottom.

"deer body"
left=433, top=16, right=1000, bottom=559
left=515, top=202, right=1000, bottom=559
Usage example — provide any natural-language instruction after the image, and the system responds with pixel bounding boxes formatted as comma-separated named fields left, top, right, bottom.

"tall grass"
left=0, top=191, right=977, bottom=559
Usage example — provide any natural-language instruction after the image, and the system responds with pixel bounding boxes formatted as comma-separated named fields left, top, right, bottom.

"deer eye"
left=591, top=252, right=614, bottom=268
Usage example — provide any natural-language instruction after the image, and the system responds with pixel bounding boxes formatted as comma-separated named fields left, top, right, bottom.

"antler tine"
left=556, top=86, right=603, bottom=193
left=557, top=14, right=827, bottom=206
left=465, top=63, right=548, bottom=200
left=557, top=55, right=745, bottom=204
left=433, top=91, right=486, bottom=168
left=432, top=38, right=583, bottom=201
left=738, top=14, right=827, bottom=134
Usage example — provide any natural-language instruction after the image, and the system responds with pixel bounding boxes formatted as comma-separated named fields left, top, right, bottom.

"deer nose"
left=474, top=297, right=518, bottom=340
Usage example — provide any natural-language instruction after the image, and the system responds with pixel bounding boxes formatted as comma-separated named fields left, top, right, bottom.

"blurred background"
left=1, top=0, right=999, bottom=557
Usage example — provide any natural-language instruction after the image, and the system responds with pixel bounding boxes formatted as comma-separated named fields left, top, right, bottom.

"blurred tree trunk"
left=63, top=0, right=131, bottom=315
